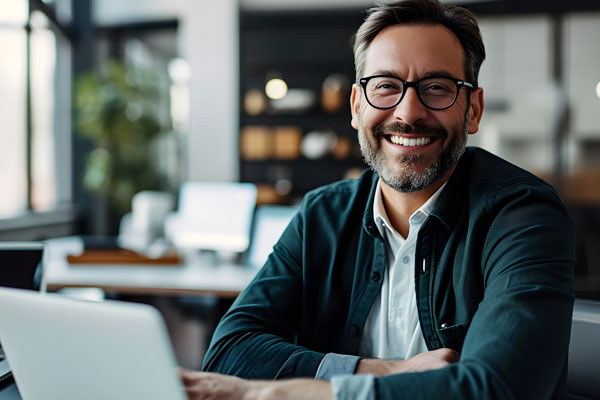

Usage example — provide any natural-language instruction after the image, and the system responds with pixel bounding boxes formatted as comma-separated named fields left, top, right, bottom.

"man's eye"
left=422, top=81, right=453, bottom=94
left=374, top=81, right=400, bottom=91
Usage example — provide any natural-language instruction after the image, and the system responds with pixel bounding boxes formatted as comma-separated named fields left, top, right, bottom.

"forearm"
left=203, top=329, right=325, bottom=379
left=355, top=348, right=460, bottom=376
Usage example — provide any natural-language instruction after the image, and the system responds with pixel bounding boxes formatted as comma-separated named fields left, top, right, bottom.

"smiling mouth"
left=386, top=136, right=433, bottom=147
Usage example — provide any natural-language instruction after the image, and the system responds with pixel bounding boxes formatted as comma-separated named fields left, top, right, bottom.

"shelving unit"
left=238, top=8, right=367, bottom=203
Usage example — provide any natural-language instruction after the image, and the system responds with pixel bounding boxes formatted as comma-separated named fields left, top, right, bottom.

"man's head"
left=350, top=0, right=485, bottom=193
left=353, top=0, right=485, bottom=88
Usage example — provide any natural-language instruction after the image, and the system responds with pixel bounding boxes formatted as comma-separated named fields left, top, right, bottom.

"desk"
left=0, top=238, right=258, bottom=400
left=43, top=237, right=259, bottom=298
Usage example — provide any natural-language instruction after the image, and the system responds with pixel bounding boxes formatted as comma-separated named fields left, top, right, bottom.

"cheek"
left=358, top=106, right=389, bottom=130
left=434, top=106, right=467, bottom=132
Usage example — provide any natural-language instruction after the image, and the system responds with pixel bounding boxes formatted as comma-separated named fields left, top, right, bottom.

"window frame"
left=0, top=0, right=77, bottom=239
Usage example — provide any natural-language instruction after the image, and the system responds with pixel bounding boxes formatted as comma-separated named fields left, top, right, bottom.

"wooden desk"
left=43, top=237, right=258, bottom=298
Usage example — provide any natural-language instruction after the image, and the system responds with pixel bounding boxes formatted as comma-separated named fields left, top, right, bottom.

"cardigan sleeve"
left=202, top=204, right=327, bottom=379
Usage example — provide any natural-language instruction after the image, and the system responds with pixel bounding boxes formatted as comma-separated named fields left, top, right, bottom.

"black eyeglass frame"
left=359, top=74, right=475, bottom=111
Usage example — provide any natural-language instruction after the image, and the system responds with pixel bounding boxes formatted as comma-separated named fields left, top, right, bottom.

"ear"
left=350, top=83, right=361, bottom=130
left=467, top=87, right=484, bottom=135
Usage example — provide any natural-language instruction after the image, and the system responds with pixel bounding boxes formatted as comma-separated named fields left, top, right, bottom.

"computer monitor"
left=0, top=242, right=44, bottom=290
left=0, top=241, right=45, bottom=382
left=246, top=205, right=298, bottom=268
left=165, top=182, right=257, bottom=253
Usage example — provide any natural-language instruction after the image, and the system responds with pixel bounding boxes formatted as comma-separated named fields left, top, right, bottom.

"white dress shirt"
left=358, top=179, right=446, bottom=360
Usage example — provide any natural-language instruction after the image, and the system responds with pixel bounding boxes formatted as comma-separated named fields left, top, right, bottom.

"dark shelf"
left=241, top=113, right=353, bottom=131
left=241, top=157, right=367, bottom=196
left=239, top=8, right=366, bottom=198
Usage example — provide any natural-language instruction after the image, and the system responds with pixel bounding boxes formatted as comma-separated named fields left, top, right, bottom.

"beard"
left=358, top=109, right=469, bottom=193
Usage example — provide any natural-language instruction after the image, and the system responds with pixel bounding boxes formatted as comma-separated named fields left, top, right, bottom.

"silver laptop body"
left=0, top=287, right=186, bottom=400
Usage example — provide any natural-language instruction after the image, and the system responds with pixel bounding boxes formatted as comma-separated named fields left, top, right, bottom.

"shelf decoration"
left=321, top=73, right=350, bottom=113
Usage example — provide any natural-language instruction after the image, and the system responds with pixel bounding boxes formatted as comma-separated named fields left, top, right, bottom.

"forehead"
left=363, top=24, right=465, bottom=79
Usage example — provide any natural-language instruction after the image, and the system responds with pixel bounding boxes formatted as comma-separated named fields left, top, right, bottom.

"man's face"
left=350, top=24, right=484, bottom=193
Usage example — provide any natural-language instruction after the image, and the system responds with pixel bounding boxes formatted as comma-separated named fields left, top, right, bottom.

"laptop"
left=0, top=242, right=44, bottom=383
left=0, top=287, right=186, bottom=400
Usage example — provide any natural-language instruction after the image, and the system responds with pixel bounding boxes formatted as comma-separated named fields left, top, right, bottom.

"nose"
left=392, top=86, right=428, bottom=124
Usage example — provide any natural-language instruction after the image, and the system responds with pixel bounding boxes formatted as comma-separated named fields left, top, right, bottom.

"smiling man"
left=180, top=1, right=576, bottom=399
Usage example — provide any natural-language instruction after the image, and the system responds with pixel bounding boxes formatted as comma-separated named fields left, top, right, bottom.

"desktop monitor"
left=246, top=205, right=298, bottom=268
left=165, top=182, right=257, bottom=253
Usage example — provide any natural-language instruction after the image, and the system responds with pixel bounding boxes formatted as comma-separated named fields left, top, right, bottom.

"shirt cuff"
left=331, top=374, right=376, bottom=400
left=315, top=353, right=361, bottom=380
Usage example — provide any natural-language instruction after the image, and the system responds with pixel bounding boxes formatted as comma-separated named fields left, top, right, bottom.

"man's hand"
left=178, top=369, right=260, bottom=400
left=355, top=348, right=460, bottom=377
left=177, top=369, right=332, bottom=400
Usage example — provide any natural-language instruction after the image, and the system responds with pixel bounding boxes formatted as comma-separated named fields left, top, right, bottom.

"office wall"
left=92, top=0, right=376, bottom=184
left=94, top=0, right=239, bottom=183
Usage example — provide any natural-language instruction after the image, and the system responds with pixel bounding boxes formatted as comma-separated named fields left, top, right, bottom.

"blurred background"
left=0, top=0, right=599, bottom=296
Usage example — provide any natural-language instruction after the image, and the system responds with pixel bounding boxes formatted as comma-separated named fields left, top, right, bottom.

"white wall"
left=179, top=1, right=239, bottom=182
left=94, top=0, right=239, bottom=182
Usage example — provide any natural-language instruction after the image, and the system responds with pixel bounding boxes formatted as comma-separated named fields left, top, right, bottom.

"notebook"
left=0, top=287, right=186, bottom=400
left=0, top=242, right=44, bottom=383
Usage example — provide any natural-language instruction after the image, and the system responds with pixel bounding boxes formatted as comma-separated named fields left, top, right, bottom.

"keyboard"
left=0, top=347, right=12, bottom=382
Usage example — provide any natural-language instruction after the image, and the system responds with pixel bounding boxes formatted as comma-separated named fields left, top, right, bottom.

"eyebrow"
left=367, top=69, right=459, bottom=80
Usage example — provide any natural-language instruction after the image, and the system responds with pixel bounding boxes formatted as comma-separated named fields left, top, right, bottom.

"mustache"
left=373, top=122, right=448, bottom=140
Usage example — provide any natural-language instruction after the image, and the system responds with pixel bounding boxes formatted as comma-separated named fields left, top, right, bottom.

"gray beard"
left=358, top=110, right=469, bottom=193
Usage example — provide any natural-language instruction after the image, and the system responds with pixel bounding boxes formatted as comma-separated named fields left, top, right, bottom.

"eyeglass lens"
left=365, top=76, right=458, bottom=109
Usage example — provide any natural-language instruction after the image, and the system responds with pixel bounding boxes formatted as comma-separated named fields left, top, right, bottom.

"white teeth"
left=389, top=136, right=432, bottom=146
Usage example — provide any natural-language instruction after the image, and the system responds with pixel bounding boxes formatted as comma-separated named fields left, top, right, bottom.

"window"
left=0, top=0, right=72, bottom=219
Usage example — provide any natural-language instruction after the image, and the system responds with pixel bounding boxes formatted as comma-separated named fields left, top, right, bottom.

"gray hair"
left=353, top=0, right=485, bottom=87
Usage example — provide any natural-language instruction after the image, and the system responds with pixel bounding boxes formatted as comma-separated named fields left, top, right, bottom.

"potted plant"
left=74, top=60, right=171, bottom=218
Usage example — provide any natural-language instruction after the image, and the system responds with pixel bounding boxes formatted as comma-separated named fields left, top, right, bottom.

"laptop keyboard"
left=0, top=347, right=11, bottom=383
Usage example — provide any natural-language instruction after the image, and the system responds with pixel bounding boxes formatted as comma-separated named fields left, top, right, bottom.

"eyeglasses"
left=359, top=74, right=475, bottom=111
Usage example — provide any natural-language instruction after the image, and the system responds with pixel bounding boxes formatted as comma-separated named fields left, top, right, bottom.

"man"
left=179, top=0, right=575, bottom=398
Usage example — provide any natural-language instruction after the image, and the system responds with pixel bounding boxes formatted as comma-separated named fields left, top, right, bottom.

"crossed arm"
left=178, top=348, right=460, bottom=400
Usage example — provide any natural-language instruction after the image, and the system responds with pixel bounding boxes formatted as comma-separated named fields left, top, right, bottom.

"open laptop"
left=0, top=287, right=186, bottom=400
left=0, top=242, right=44, bottom=383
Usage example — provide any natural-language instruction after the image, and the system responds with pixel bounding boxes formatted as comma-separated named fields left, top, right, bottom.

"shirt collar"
left=373, top=179, right=447, bottom=239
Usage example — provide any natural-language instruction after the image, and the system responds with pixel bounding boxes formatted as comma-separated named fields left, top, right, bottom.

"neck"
left=379, top=165, right=457, bottom=238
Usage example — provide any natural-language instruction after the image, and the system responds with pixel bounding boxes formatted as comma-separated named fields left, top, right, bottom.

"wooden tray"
left=67, top=249, right=182, bottom=266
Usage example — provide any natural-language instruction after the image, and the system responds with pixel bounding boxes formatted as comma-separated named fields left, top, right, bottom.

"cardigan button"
left=349, top=324, right=360, bottom=336
left=371, top=272, right=381, bottom=282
